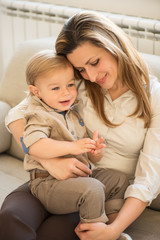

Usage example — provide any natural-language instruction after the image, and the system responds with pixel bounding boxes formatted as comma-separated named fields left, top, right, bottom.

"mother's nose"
left=85, top=69, right=97, bottom=83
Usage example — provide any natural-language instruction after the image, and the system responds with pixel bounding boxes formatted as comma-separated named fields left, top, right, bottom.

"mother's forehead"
left=66, top=43, right=101, bottom=67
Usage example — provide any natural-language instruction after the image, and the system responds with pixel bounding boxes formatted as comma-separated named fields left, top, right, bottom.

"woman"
left=54, top=11, right=160, bottom=239
left=1, top=10, right=160, bottom=240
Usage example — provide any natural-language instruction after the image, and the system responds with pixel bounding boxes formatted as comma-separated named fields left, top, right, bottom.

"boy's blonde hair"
left=26, top=49, right=73, bottom=86
left=55, top=11, right=151, bottom=128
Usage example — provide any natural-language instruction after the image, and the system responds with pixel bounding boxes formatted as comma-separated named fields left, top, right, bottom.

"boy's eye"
left=91, top=59, right=99, bottom=66
left=68, top=83, right=75, bottom=87
left=52, top=87, right=59, bottom=91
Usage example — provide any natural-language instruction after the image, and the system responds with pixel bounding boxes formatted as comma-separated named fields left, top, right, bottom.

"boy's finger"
left=96, top=137, right=104, bottom=144
left=93, top=130, right=98, bottom=141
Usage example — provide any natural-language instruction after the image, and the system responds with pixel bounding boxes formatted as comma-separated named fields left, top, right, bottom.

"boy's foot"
left=118, top=232, right=132, bottom=240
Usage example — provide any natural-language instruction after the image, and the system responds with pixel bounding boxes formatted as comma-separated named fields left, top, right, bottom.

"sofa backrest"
left=0, top=37, right=160, bottom=160
left=0, top=37, right=56, bottom=108
left=141, top=53, right=160, bottom=80
left=0, top=37, right=56, bottom=160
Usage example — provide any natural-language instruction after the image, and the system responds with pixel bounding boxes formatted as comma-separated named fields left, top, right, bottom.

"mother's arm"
left=75, top=197, right=147, bottom=240
left=8, top=119, right=91, bottom=180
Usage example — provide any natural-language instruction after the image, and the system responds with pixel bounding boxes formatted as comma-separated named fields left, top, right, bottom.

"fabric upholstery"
left=0, top=102, right=11, bottom=153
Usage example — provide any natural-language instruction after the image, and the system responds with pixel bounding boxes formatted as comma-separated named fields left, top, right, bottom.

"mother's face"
left=67, top=41, right=119, bottom=91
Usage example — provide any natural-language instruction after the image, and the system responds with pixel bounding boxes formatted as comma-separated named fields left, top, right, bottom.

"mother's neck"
left=108, top=84, right=129, bottom=101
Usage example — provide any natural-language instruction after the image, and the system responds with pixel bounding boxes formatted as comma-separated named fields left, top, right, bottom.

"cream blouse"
left=76, top=75, right=160, bottom=204
left=5, top=75, right=160, bottom=204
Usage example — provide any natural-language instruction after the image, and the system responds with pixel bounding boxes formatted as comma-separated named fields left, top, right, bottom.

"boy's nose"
left=62, top=88, right=70, bottom=95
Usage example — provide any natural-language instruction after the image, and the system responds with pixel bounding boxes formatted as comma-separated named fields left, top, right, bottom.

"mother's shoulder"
left=149, top=75, right=160, bottom=94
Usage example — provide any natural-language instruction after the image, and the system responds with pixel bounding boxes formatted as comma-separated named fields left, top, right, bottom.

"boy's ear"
left=29, top=85, right=40, bottom=97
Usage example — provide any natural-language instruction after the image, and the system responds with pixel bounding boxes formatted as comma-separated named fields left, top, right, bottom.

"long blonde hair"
left=55, top=11, right=151, bottom=128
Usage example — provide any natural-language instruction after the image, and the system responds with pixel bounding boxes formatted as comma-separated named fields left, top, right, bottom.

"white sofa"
left=0, top=38, right=55, bottom=206
left=0, top=37, right=160, bottom=239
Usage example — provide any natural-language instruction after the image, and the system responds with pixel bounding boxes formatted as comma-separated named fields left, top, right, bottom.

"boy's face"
left=30, top=66, right=77, bottom=111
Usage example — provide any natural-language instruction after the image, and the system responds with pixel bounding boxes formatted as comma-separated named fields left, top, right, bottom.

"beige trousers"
left=30, top=168, right=129, bottom=223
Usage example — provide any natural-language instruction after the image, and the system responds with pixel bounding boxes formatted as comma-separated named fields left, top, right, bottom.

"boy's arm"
left=23, top=111, right=96, bottom=159
left=28, top=137, right=96, bottom=159
left=8, top=119, right=92, bottom=179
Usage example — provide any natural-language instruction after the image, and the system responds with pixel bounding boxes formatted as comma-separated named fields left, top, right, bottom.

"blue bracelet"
left=20, top=137, right=29, bottom=154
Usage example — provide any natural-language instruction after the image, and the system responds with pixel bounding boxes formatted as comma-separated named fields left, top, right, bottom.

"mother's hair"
left=55, top=11, right=151, bottom=128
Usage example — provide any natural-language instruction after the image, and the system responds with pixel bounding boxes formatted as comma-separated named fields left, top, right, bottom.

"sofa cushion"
left=0, top=101, right=11, bottom=153
left=7, top=137, right=25, bottom=161
left=0, top=154, right=29, bottom=207
left=149, top=193, right=160, bottom=211
left=126, top=208, right=160, bottom=240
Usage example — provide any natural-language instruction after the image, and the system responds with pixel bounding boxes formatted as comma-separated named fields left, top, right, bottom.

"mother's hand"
left=37, top=157, right=92, bottom=180
left=75, top=222, right=117, bottom=240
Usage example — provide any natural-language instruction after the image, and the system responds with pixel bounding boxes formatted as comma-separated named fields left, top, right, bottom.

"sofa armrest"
left=0, top=101, right=11, bottom=153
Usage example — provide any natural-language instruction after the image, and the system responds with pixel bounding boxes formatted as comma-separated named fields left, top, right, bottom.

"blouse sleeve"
left=125, top=76, right=160, bottom=204
left=5, top=97, right=29, bottom=133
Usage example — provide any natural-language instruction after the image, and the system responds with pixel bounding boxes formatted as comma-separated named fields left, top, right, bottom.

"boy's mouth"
left=59, top=100, right=71, bottom=106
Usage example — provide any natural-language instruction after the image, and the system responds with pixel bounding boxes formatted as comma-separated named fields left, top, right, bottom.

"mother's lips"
left=96, top=74, right=107, bottom=85
left=96, top=77, right=106, bottom=85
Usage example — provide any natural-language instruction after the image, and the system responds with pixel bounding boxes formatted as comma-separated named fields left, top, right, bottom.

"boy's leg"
left=91, top=170, right=132, bottom=240
left=92, top=168, right=129, bottom=215
left=30, top=176, right=108, bottom=223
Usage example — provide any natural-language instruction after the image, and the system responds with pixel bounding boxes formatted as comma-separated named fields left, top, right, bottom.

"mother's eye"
left=78, top=68, right=85, bottom=73
left=91, top=59, right=99, bottom=66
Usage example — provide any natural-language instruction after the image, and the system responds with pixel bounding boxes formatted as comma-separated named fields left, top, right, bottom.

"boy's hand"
left=90, top=130, right=106, bottom=156
left=71, top=131, right=105, bottom=159
left=72, top=138, right=96, bottom=155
